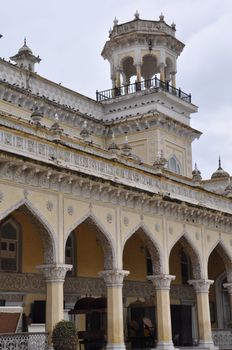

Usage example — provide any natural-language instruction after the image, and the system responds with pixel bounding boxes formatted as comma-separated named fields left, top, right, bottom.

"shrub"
left=52, top=320, right=78, bottom=350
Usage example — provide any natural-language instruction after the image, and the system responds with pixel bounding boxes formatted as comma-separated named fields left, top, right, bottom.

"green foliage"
left=52, top=320, right=78, bottom=350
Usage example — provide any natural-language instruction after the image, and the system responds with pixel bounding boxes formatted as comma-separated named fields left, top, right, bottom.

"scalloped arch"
left=168, top=231, right=203, bottom=279
left=122, top=221, right=163, bottom=274
left=65, top=211, right=116, bottom=270
left=0, top=198, right=57, bottom=264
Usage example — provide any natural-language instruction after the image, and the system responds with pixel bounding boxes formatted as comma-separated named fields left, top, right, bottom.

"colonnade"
left=37, top=264, right=230, bottom=350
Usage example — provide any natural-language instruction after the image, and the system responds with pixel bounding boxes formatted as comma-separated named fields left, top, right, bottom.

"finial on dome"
left=134, top=10, right=140, bottom=20
left=159, top=12, right=164, bottom=22
left=113, top=17, right=118, bottom=27
left=218, top=155, right=222, bottom=169
left=24, top=37, right=27, bottom=45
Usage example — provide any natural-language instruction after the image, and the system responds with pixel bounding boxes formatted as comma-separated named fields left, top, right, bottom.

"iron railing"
left=96, top=76, right=191, bottom=103
left=0, top=332, right=48, bottom=350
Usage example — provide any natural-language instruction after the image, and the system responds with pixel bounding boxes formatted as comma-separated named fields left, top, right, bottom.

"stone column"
left=136, top=64, right=142, bottom=83
left=116, top=70, right=121, bottom=88
left=99, top=269, right=129, bottom=350
left=223, top=282, right=232, bottom=321
left=170, top=72, right=176, bottom=88
left=37, top=264, right=72, bottom=346
left=147, top=274, right=176, bottom=350
left=159, top=63, right=165, bottom=82
left=188, top=279, right=216, bottom=349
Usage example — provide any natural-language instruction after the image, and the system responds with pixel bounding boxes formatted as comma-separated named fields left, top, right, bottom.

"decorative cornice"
left=37, top=264, right=72, bottom=282
left=147, top=274, right=175, bottom=290
left=188, top=279, right=214, bottom=293
left=99, top=269, right=129, bottom=287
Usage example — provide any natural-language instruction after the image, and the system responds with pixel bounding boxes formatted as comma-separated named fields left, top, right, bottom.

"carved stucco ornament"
left=99, top=269, right=129, bottom=287
left=188, top=279, right=214, bottom=293
left=37, top=264, right=72, bottom=282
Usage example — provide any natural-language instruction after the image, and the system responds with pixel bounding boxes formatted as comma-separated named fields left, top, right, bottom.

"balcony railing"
left=0, top=332, right=48, bottom=350
left=96, top=76, right=191, bottom=103
left=212, top=329, right=232, bottom=349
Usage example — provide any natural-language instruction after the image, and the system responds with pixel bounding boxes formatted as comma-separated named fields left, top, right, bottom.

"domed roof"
left=211, top=157, right=230, bottom=179
left=18, top=38, right=32, bottom=54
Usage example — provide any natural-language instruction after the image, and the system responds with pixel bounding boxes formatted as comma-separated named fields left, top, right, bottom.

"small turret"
left=10, top=38, right=41, bottom=72
left=211, top=157, right=229, bottom=180
left=102, top=13, right=184, bottom=89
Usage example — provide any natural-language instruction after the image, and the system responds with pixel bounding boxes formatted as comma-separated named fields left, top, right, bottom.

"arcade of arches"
left=0, top=196, right=232, bottom=350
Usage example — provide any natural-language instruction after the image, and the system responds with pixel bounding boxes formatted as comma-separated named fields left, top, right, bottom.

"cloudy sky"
left=1, top=0, right=232, bottom=179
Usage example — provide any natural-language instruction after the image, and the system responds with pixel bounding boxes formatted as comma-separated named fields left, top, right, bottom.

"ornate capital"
left=147, top=274, right=175, bottom=290
left=37, top=264, right=72, bottom=283
left=99, top=269, right=129, bottom=287
left=223, top=282, right=232, bottom=295
left=188, top=279, right=214, bottom=293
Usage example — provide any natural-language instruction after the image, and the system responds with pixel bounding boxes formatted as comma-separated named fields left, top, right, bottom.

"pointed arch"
left=169, top=233, right=203, bottom=279
left=122, top=222, right=163, bottom=274
left=207, top=241, right=232, bottom=280
left=65, top=211, right=116, bottom=270
left=0, top=198, right=57, bottom=264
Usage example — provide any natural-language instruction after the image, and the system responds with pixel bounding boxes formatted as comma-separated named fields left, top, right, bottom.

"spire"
left=108, top=132, right=120, bottom=153
left=159, top=12, right=164, bottom=22
left=80, top=120, right=91, bottom=140
left=153, top=149, right=167, bottom=170
left=24, top=37, right=26, bottom=45
left=218, top=155, right=222, bottom=170
left=192, top=163, right=202, bottom=183
left=121, top=135, right=132, bottom=156
left=113, top=17, right=118, bottom=27
left=134, top=10, right=140, bottom=20
left=50, top=113, right=63, bottom=142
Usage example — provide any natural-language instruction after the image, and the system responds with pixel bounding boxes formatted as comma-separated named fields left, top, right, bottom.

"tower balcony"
left=96, top=76, right=191, bottom=103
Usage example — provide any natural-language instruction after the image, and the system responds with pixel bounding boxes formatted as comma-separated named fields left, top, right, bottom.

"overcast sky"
left=1, top=0, right=232, bottom=179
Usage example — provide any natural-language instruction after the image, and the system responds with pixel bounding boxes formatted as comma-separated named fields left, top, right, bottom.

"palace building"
left=0, top=12, right=232, bottom=350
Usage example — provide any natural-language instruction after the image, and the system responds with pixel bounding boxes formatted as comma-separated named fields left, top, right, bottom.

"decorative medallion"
left=46, top=200, right=53, bottom=211
left=67, top=206, right=74, bottom=216
left=123, top=217, right=129, bottom=226
left=107, top=213, right=112, bottom=223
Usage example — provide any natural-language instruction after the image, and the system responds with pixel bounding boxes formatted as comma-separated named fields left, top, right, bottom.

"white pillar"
left=37, top=264, right=72, bottom=348
left=147, top=274, right=176, bottom=350
left=188, top=279, right=217, bottom=349
left=99, top=269, right=129, bottom=350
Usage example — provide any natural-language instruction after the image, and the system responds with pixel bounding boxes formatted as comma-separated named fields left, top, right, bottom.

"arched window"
left=167, top=155, right=181, bottom=175
left=65, top=232, right=75, bottom=276
left=0, top=218, right=20, bottom=272
left=179, top=249, right=191, bottom=284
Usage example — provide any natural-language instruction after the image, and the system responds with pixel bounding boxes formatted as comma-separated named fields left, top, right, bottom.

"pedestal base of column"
left=154, top=341, right=177, bottom=350
left=106, top=343, right=126, bottom=350
left=198, top=340, right=218, bottom=350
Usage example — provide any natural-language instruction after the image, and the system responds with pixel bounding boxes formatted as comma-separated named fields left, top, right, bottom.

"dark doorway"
left=171, top=305, right=192, bottom=346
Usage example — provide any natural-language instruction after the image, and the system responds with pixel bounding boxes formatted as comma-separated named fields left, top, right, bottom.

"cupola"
left=102, top=12, right=184, bottom=89
left=10, top=38, right=41, bottom=72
